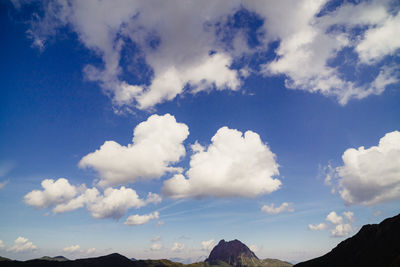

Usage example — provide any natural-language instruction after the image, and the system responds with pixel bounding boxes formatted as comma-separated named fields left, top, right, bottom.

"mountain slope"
left=205, top=239, right=291, bottom=267
left=295, top=213, right=400, bottom=267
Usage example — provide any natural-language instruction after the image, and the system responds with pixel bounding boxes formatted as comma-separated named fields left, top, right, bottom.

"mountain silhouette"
left=294, top=212, right=400, bottom=267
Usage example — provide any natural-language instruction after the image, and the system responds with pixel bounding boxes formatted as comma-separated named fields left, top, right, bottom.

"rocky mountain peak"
left=206, top=239, right=258, bottom=266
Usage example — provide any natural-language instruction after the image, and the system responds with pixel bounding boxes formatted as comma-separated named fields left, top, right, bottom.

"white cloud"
left=356, top=12, right=400, bottom=64
left=330, top=223, right=353, bottom=238
left=124, top=211, right=159, bottom=226
left=163, top=126, right=281, bottom=198
left=326, top=211, right=343, bottom=225
left=309, top=211, right=355, bottom=237
left=249, top=244, right=259, bottom=253
left=63, top=245, right=80, bottom=253
left=343, top=211, right=354, bottom=222
left=7, top=237, right=37, bottom=252
left=336, top=131, right=400, bottom=205
left=79, top=114, right=189, bottom=187
left=86, top=187, right=160, bottom=219
left=25, top=0, right=242, bottom=111
left=151, top=243, right=162, bottom=251
left=24, top=178, right=80, bottom=208
left=201, top=239, right=215, bottom=252
left=261, top=202, right=294, bottom=214
left=171, top=242, right=184, bottom=253
left=257, top=0, right=399, bottom=105
left=18, top=0, right=400, bottom=109
left=308, top=223, right=327, bottom=231
left=0, top=240, right=5, bottom=250
left=25, top=178, right=161, bottom=219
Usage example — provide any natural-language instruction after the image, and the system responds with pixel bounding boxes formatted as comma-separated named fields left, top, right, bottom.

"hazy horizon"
left=1, top=0, right=400, bottom=263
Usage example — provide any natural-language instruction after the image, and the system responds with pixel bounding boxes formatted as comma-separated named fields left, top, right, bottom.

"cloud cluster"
left=163, top=127, right=281, bottom=198
left=309, top=211, right=354, bottom=237
left=171, top=242, right=185, bottom=253
left=0, top=240, right=5, bottom=250
left=79, top=114, right=189, bottom=187
left=124, top=211, right=160, bottom=226
left=16, top=0, right=399, bottom=110
left=63, top=245, right=80, bottom=253
left=334, top=131, right=400, bottom=205
left=24, top=178, right=80, bottom=208
left=261, top=202, right=294, bottom=214
left=24, top=178, right=161, bottom=220
left=201, top=239, right=215, bottom=252
left=7, top=237, right=37, bottom=252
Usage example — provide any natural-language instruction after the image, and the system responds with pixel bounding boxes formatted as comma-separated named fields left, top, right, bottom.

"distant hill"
left=0, top=256, right=12, bottom=261
left=294, top=213, right=400, bottom=267
left=0, top=239, right=289, bottom=267
left=37, top=256, right=69, bottom=262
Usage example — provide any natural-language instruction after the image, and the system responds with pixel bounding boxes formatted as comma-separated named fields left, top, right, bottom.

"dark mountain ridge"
left=294, top=212, right=400, bottom=267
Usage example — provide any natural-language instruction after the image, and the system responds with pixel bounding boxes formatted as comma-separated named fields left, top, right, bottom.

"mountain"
left=205, top=239, right=292, bottom=267
left=0, top=240, right=291, bottom=267
left=294, top=213, right=400, bottom=267
left=37, top=256, right=69, bottom=262
left=0, top=256, right=12, bottom=261
left=206, top=239, right=258, bottom=266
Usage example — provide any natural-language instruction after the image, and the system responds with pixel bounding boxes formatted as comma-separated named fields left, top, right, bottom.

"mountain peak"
left=206, top=239, right=258, bottom=266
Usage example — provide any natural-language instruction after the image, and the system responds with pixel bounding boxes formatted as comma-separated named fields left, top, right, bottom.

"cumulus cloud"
left=309, top=211, right=355, bottom=237
left=326, top=211, right=343, bottom=225
left=308, top=223, right=327, bottom=231
left=330, top=223, right=353, bottom=238
left=124, top=211, right=159, bottom=226
left=17, top=0, right=399, bottom=110
left=163, top=126, right=281, bottom=198
left=356, top=12, right=400, bottom=64
left=151, top=243, right=162, bottom=251
left=24, top=178, right=80, bottom=208
left=79, top=114, right=189, bottom=187
left=7, top=237, right=37, bottom=252
left=201, top=239, right=215, bottom=252
left=0, top=240, right=5, bottom=250
left=171, top=242, right=185, bottom=253
left=261, top=202, right=294, bottom=214
left=25, top=178, right=161, bottom=219
left=335, top=131, right=400, bottom=205
left=63, top=245, right=80, bottom=253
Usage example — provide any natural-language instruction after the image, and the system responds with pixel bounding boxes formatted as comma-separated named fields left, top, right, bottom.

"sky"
left=1, top=0, right=400, bottom=263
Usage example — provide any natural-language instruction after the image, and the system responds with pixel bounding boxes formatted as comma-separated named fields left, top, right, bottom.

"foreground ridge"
left=294, top=213, right=400, bottom=267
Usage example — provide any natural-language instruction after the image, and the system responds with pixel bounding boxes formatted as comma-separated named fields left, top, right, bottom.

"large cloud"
left=308, top=211, right=354, bottom=237
left=79, top=114, right=189, bottom=187
left=163, top=126, right=281, bottom=198
left=335, top=131, right=400, bottom=205
left=7, top=237, right=37, bottom=252
left=24, top=178, right=161, bottom=219
left=17, top=0, right=399, bottom=109
left=24, top=178, right=80, bottom=208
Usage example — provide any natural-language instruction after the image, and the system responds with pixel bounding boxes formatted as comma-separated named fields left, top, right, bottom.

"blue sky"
left=1, top=0, right=400, bottom=263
